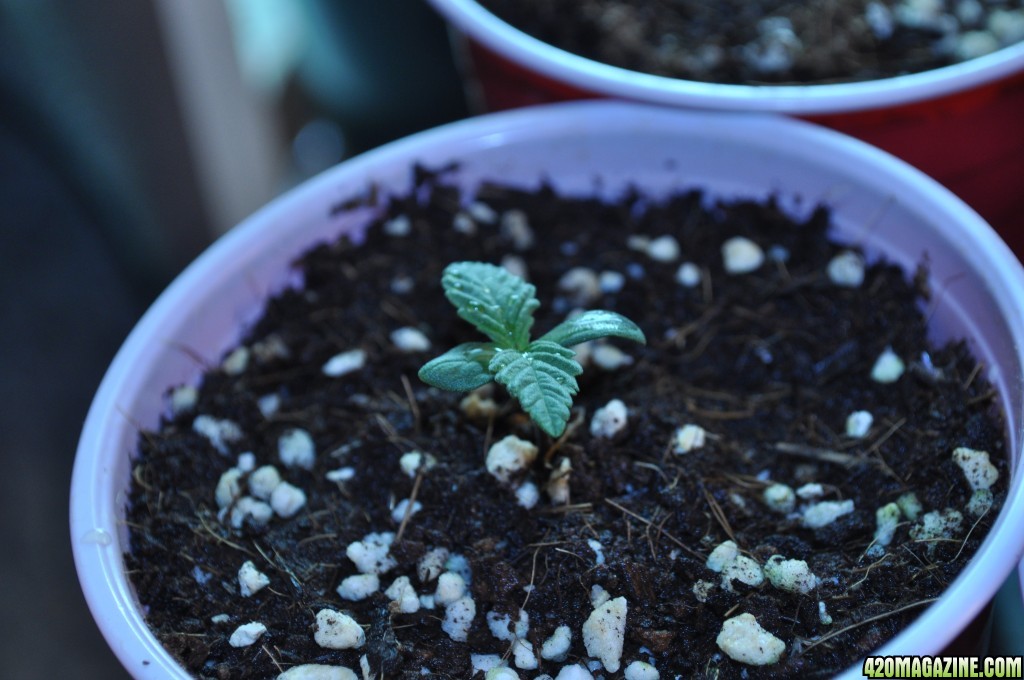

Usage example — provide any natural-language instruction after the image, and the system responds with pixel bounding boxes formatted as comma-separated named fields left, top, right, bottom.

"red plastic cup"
left=429, top=0, right=1024, bottom=256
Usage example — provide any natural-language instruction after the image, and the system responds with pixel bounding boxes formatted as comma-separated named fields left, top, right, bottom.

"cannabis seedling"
left=418, top=261, right=646, bottom=437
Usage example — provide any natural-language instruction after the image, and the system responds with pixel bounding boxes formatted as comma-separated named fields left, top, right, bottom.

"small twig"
left=702, top=486, right=737, bottom=545
left=538, top=502, right=593, bottom=515
left=604, top=498, right=703, bottom=560
left=260, top=645, right=284, bottom=675
left=799, top=598, right=938, bottom=654
left=773, top=442, right=866, bottom=467
left=394, top=470, right=424, bottom=543
left=544, top=408, right=586, bottom=465
left=963, top=362, right=984, bottom=391
left=400, top=374, right=421, bottom=436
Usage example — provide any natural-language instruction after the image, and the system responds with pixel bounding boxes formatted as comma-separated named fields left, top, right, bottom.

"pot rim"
left=427, top=0, right=1024, bottom=114
left=71, top=101, right=1024, bottom=679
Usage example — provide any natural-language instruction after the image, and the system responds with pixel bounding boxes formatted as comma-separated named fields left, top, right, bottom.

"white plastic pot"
left=426, top=0, right=1024, bottom=254
left=71, top=101, right=1024, bottom=678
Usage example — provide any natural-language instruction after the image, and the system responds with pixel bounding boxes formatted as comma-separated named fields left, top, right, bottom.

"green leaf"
left=418, top=342, right=497, bottom=392
left=441, top=262, right=539, bottom=350
left=488, top=340, right=583, bottom=437
left=538, top=310, right=647, bottom=348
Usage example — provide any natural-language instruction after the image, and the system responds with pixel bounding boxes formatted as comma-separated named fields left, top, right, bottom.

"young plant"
left=418, top=261, right=646, bottom=437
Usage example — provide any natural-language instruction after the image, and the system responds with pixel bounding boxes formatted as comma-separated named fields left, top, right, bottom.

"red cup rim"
left=429, top=0, right=1024, bottom=114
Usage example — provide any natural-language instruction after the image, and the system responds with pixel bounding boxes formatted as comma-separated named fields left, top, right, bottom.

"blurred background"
left=0, top=1, right=468, bottom=677
left=0, top=1, right=1018, bottom=678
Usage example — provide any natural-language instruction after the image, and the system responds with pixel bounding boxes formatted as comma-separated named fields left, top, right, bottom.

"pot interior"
left=71, top=102, right=1024, bottom=678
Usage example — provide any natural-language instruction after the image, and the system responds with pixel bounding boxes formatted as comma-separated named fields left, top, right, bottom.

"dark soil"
left=476, top=0, right=1024, bottom=84
left=126, top=166, right=1006, bottom=679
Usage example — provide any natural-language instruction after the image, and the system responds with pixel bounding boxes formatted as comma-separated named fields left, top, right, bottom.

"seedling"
left=419, top=261, right=646, bottom=437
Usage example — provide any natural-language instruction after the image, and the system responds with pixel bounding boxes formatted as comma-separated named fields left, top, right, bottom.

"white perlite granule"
left=723, top=555, right=764, bottom=592
left=599, top=270, right=625, bottom=293
left=345, top=532, right=397, bottom=574
left=322, top=349, right=366, bottom=377
left=238, top=560, right=270, bottom=597
left=278, top=428, right=316, bottom=470
left=624, top=660, right=660, bottom=680
left=390, top=327, right=431, bottom=353
left=515, top=481, right=540, bottom=510
left=675, top=262, right=702, bottom=288
left=336, top=573, right=379, bottom=601
left=558, top=267, right=602, bottom=306
left=460, top=391, right=499, bottom=420
left=546, top=458, right=573, bottom=505
left=278, top=664, right=358, bottom=680
left=819, top=601, right=833, bottom=626
left=270, top=482, right=306, bottom=518
left=796, top=483, right=824, bottom=500
left=541, top=625, right=573, bottom=661
left=764, top=556, right=818, bottom=594
left=248, top=465, right=282, bottom=500
left=228, top=496, right=273, bottom=529
left=672, top=424, right=706, bottom=454
left=314, top=609, right=364, bottom=650
left=646, top=235, right=681, bottom=262
left=417, top=547, right=450, bottom=583
left=722, top=236, right=765, bottom=274
left=471, top=654, right=503, bottom=676
left=257, top=393, right=281, bottom=418
left=952, top=447, right=999, bottom=491
left=501, top=210, right=535, bottom=251
left=826, top=250, right=865, bottom=287
left=400, top=451, right=436, bottom=477
left=763, top=483, right=796, bottom=513
left=486, top=666, right=520, bottom=680
left=325, top=467, right=356, bottom=483
left=897, top=492, right=923, bottom=521
left=591, top=399, right=629, bottom=438
left=582, top=596, right=627, bottom=673
left=193, top=415, right=243, bottom=455
left=435, top=571, right=468, bottom=606
left=910, top=508, right=963, bottom=543
left=385, top=576, right=420, bottom=614
left=591, top=344, right=634, bottom=371
left=871, top=347, right=905, bottom=383
left=554, top=666, right=594, bottom=680
left=801, top=499, right=855, bottom=528
left=236, top=452, right=255, bottom=472
left=706, top=540, right=740, bottom=573
left=442, top=595, right=477, bottom=642
left=845, top=410, right=874, bottom=438
left=486, top=435, right=539, bottom=484
left=171, top=384, right=198, bottom=414
left=221, top=346, right=250, bottom=375
left=383, top=215, right=411, bottom=237
left=692, top=580, right=715, bottom=603
left=391, top=498, right=423, bottom=524
left=869, top=502, right=902, bottom=556
left=215, top=468, right=243, bottom=509
left=716, top=613, right=785, bottom=666
left=228, top=621, right=267, bottom=648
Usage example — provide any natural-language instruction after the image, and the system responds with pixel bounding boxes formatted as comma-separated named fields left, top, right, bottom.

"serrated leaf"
left=417, top=342, right=496, bottom=392
left=441, top=262, right=539, bottom=349
left=538, top=310, right=647, bottom=348
left=489, top=340, right=583, bottom=437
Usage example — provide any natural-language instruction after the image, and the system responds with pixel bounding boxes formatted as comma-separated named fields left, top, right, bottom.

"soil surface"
left=127, top=167, right=1006, bottom=679
left=476, top=0, right=1024, bottom=84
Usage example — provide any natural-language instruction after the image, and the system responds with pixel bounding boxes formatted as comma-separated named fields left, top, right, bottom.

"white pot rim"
left=72, top=101, right=1024, bottom=679
left=428, top=0, right=1024, bottom=114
